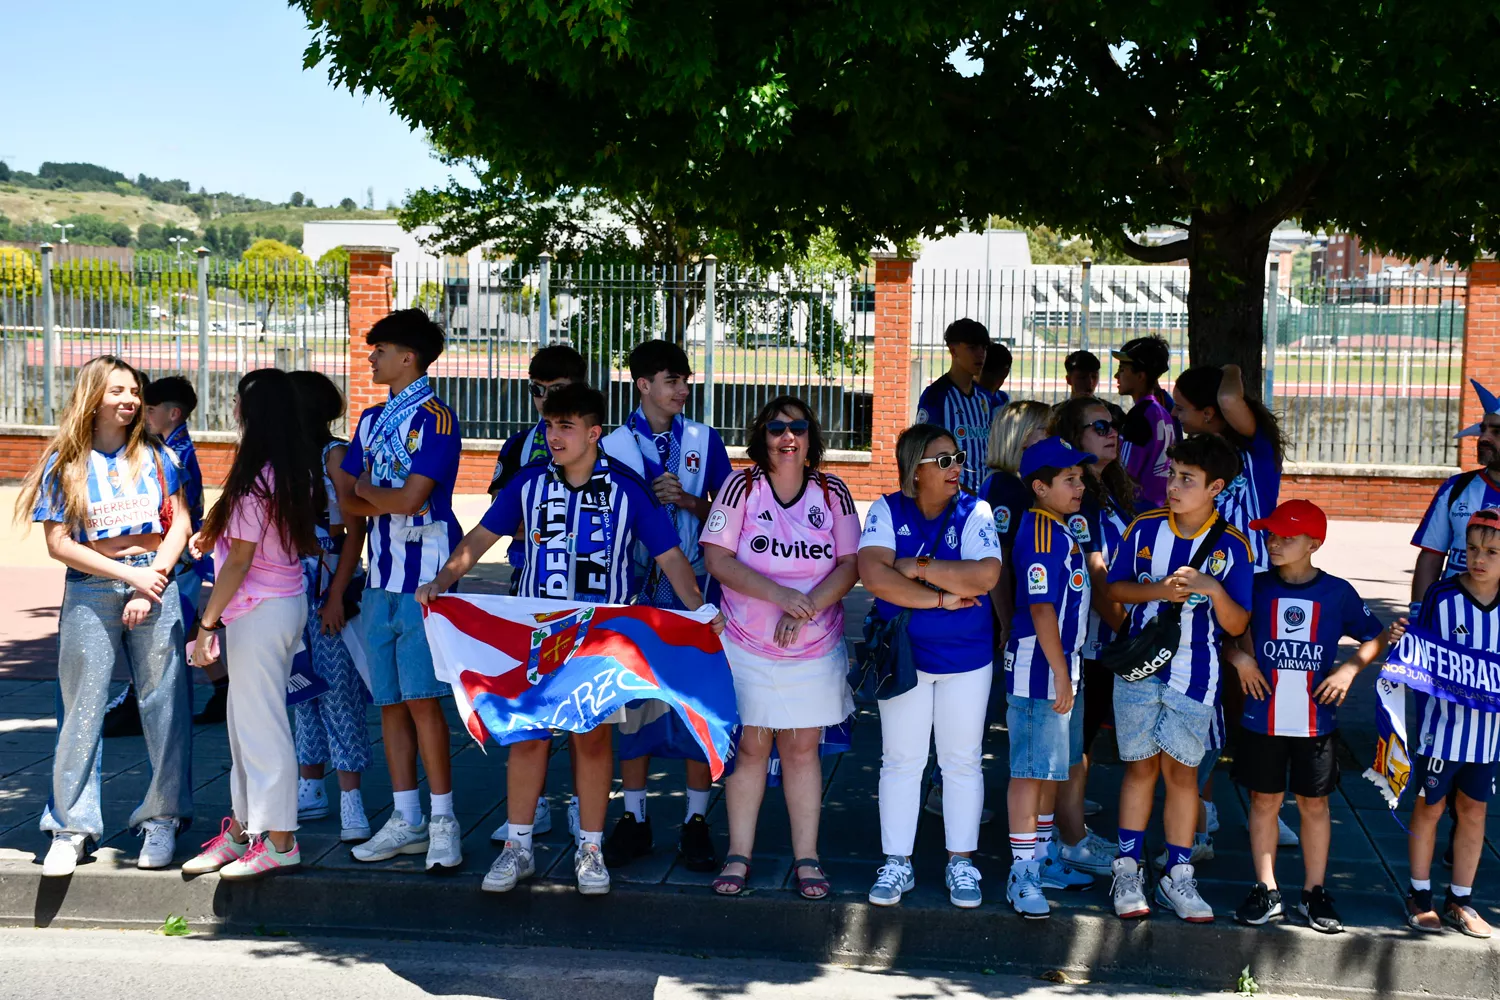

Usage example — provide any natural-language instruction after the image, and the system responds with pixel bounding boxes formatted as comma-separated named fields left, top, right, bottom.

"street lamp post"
left=51, top=223, right=74, bottom=245
left=168, top=235, right=189, bottom=260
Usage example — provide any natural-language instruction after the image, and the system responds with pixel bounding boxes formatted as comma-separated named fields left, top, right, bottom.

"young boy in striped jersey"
left=1223, top=500, right=1398, bottom=933
left=1004, top=437, right=1100, bottom=918
left=1104, top=433, right=1253, bottom=923
left=915, top=318, right=993, bottom=495
left=1404, top=508, right=1500, bottom=939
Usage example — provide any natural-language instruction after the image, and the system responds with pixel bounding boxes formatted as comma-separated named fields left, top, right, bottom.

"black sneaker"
left=1295, top=885, right=1343, bottom=934
left=1235, top=882, right=1283, bottom=926
left=101, top=689, right=143, bottom=738
left=602, top=813, right=652, bottom=868
left=678, top=814, right=719, bottom=873
left=194, top=683, right=228, bottom=725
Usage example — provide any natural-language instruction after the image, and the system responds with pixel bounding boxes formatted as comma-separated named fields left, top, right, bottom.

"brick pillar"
left=870, top=254, right=916, bottom=489
left=345, top=246, right=397, bottom=429
left=1460, top=259, right=1500, bottom=471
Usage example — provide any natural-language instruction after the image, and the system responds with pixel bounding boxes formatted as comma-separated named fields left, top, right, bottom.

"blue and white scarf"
left=368, top=375, right=434, bottom=484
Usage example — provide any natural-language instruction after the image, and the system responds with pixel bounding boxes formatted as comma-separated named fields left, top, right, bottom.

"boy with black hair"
left=1114, top=335, right=1177, bottom=511
left=978, top=342, right=1013, bottom=411
left=1065, top=351, right=1101, bottom=399
left=338, top=308, right=466, bottom=873
left=1004, top=437, right=1100, bottom=918
left=102, top=375, right=214, bottom=737
left=916, top=318, right=992, bottom=494
left=1104, top=433, right=1253, bottom=924
left=599, top=339, right=732, bottom=872
left=418, top=382, right=725, bottom=897
left=1402, top=508, right=1500, bottom=939
left=1225, top=500, right=1400, bottom=932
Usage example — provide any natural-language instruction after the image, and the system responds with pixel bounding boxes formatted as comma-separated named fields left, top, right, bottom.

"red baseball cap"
left=1249, top=499, right=1328, bottom=542
left=1468, top=508, right=1500, bottom=531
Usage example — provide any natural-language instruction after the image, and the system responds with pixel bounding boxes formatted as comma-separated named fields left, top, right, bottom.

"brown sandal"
left=793, top=857, right=831, bottom=900
left=713, top=855, right=752, bottom=896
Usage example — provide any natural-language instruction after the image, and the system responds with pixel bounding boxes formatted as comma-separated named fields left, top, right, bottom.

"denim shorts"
left=1006, top=694, right=1078, bottom=781
left=361, top=588, right=448, bottom=707
left=1112, top=674, right=1214, bottom=767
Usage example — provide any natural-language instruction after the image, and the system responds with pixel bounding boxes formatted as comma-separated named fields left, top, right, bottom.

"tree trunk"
left=1184, top=211, right=1273, bottom=397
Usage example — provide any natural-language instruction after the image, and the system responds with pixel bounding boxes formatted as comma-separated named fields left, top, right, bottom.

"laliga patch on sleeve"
left=706, top=510, right=727, bottom=534
left=995, top=506, right=1011, bottom=534
left=1027, top=563, right=1048, bottom=595
left=1067, top=514, right=1091, bottom=542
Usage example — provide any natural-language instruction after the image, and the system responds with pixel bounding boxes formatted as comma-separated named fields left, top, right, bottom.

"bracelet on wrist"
left=199, top=619, right=225, bottom=632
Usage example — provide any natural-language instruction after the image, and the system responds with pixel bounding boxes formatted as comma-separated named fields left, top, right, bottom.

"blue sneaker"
left=868, top=855, right=915, bottom=906
left=945, top=856, right=983, bottom=908
left=1041, top=839, right=1096, bottom=890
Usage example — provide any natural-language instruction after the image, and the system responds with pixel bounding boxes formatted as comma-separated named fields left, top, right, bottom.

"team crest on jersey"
left=915, top=407, right=930, bottom=423
left=406, top=427, right=421, bottom=453
left=1067, top=514, right=1091, bottom=542
left=807, top=504, right=826, bottom=529
left=684, top=451, right=701, bottom=474
left=995, top=506, right=1012, bottom=534
left=1068, top=568, right=1087, bottom=591
left=1208, top=550, right=1227, bottom=576
left=1027, top=564, right=1048, bottom=594
left=1283, top=605, right=1307, bottom=629
left=1138, top=572, right=1155, bottom=584
left=945, top=525, right=959, bottom=550
left=706, top=510, right=727, bottom=533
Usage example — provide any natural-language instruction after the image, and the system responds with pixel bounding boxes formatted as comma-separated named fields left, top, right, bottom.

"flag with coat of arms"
left=422, top=594, right=740, bottom=779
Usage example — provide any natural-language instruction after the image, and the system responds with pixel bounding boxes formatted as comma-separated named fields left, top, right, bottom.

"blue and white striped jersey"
left=33, top=444, right=180, bottom=542
left=1006, top=509, right=1091, bottom=700
left=1214, top=427, right=1281, bottom=573
left=915, top=374, right=993, bottom=494
left=481, top=455, right=679, bottom=605
left=1078, top=492, right=1131, bottom=659
left=1412, top=471, right=1500, bottom=579
left=1414, top=576, right=1500, bottom=764
left=342, top=393, right=464, bottom=593
left=1106, top=508, right=1255, bottom=705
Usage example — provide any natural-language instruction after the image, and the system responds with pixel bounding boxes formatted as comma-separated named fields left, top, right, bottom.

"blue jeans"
left=44, top=554, right=193, bottom=839
left=1006, top=694, right=1076, bottom=781
left=1112, top=674, right=1214, bottom=768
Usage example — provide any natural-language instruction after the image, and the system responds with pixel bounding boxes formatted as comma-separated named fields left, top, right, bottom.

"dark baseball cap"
left=1064, top=350, right=1101, bottom=374
left=1110, top=336, right=1171, bottom=378
left=944, top=318, right=990, bottom=347
left=1019, top=436, right=1097, bottom=480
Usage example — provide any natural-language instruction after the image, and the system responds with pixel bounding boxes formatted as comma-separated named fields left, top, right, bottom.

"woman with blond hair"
left=982, top=400, right=1052, bottom=648
left=17, top=355, right=193, bottom=876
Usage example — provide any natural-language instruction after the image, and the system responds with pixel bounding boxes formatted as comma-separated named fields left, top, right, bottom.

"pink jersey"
left=699, top=469, right=860, bottom=659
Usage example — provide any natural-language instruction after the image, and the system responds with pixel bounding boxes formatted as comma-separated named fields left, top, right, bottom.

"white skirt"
left=724, top=634, right=855, bottom=730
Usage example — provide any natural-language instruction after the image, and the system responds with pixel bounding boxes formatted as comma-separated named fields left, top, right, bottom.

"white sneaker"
left=1278, top=815, right=1300, bottom=847
left=1006, top=859, right=1050, bottom=919
left=425, top=815, right=463, bottom=871
left=297, top=781, right=329, bottom=822
left=1153, top=835, right=1215, bottom=869
left=1039, top=842, right=1096, bottom=891
left=1203, top=800, right=1220, bottom=834
left=924, top=785, right=994, bottom=824
left=42, top=832, right=87, bottom=877
left=1157, top=863, right=1215, bottom=923
left=137, top=819, right=176, bottom=870
left=1060, top=829, right=1116, bottom=877
left=491, top=795, right=552, bottom=843
left=481, top=841, right=535, bottom=893
left=868, top=855, right=915, bottom=906
left=351, top=813, right=429, bottom=862
left=340, top=792, right=371, bottom=842
left=574, top=842, right=611, bottom=895
left=1110, top=856, right=1150, bottom=919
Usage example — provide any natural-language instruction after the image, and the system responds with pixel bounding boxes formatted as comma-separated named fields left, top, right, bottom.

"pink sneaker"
left=181, top=818, right=249, bottom=875
left=220, top=835, right=300, bottom=881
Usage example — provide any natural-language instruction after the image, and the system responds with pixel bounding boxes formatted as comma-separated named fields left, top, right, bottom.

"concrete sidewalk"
left=2, top=517, right=1497, bottom=998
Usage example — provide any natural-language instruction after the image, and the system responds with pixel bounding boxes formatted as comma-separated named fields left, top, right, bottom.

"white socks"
left=430, top=791, right=455, bottom=819
left=510, top=824, right=533, bottom=852
left=393, top=789, right=422, bottom=826
left=579, top=829, right=603, bottom=848
left=623, top=788, right=647, bottom=823
left=686, top=787, right=711, bottom=822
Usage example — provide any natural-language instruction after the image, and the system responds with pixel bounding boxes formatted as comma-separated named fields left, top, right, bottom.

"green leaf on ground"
left=160, top=914, right=190, bottom=936
left=1236, top=965, right=1261, bottom=995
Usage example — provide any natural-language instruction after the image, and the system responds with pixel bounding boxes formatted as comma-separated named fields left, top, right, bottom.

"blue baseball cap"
left=1019, top=436, right=1097, bottom=480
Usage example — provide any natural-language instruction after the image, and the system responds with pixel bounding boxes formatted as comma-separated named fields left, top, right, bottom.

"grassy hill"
left=0, top=185, right=198, bottom=231
left=208, top=206, right=396, bottom=229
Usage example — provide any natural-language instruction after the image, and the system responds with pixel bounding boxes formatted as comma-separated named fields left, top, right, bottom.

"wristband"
left=199, top=619, right=225, bottom=632
left=1408, top=601, right=1421, bottom=621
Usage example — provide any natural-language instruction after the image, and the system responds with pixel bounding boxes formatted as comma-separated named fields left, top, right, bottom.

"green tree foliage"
left=0, top=161, right=10, bottom=182
left=53, top=213, right=132, bottom=248
left=290, top=191, right=305, bottom=207
left=224, top=239, right=327, bottom=331
left=298, top=0, right=1500, bottom=384
left=0, top=247, right=41, bottom=298
left=339, top=197, right=358, bottom=211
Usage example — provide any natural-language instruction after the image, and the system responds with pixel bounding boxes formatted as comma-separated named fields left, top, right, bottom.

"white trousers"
left=877, top=665, right=992, bottom=856
left=225, top=595, right=307, bottom=834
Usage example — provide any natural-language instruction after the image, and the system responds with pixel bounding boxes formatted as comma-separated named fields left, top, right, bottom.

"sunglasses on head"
left=767, top=419, right=809, bottom=436
left=918, top=450, right=966, bottom=470
left=1087, top=418, right=1121, bottom=435
left=530, top=380, right=566, bottom=399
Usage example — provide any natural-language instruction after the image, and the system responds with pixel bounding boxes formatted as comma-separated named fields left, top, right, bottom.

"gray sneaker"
left=425, top=814, right=463, bottom=872
left=1157, top=863, right=1214, bottom=923
left=351, top=813, right=429, bottom=863
left=945, top=856, right=984, bottom=909
left=1006, top=859, right=1050, bottom=919
left=868, top=855, right=915, bottom=906
left=575, top=842, right=611, bottom=895
left=481, top=841, right=535, bottom=893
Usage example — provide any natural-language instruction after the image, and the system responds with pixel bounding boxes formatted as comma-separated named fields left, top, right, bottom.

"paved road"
left=0, top=929, right=1313, bottom=1000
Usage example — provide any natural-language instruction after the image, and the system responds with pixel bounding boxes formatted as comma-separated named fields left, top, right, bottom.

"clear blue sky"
left=1, top=2, right=458, bottom=208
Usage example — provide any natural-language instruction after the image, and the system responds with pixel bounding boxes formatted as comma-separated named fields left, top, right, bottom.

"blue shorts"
left=1112, top=674, right=1214, bottom=767
left=361, top=588, right=448, bottom=707
left=1414, top=755, right=1499, bottom=804
left=1007, top=694, right=1080, bottom=781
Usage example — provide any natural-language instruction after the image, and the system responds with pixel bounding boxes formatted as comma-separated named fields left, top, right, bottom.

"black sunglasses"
left=767, top=419, right=810, bottom=436
left=1087, top=418, right=1121, bottom=435
left=530, top=380, right=567, bottom=399
left=918, top=450, right=966, bottom=470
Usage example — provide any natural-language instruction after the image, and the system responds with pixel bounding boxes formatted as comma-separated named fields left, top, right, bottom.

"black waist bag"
left=1101, top=517, right=1229, bottom=683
